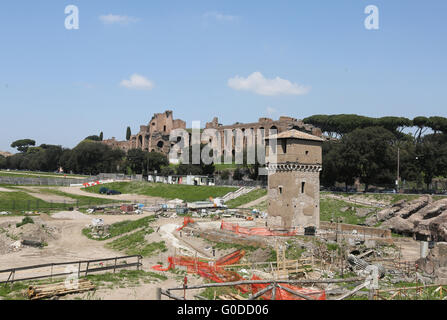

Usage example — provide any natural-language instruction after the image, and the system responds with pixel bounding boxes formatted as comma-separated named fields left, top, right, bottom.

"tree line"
left=309, top=115, right=447, bottom=191
left=0, top=136, right=217, bottom=177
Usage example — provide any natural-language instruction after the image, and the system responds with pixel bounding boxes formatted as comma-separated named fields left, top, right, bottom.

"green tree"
left=146, top=152, right=169, bottom=173
left=413, top=116, right=430, bottom=142
left=11, top=139, right=36, bottom=153
left=84, top=135, right=101, bottom=142
left=416, top=134, right=447, bottom=190
left=126, top=127, right=132, bottom=141
left=0, top=155, right=6, bottom=169
left=339, top=127, right=396, bottom=191
left=126, top=149, right=146, bottom=174
left=220, top=170, right=230, bottom=180
left=233, top=167, right=244, bottom=181
left=99, top=132, right=103, bottom=141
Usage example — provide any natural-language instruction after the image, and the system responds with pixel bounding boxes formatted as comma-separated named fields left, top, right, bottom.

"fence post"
left=114, top=258, right=117, bottom=273
left=156, top=287, right=162, bottom=300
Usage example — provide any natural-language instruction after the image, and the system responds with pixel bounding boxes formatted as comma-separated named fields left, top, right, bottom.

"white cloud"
left=99, top=14, right=139, bottom=25
left=228, top=72, right=310, bottom=96
left=120, top=74, right=154, bottom=91
left=203, top=11, right=237, bottom=22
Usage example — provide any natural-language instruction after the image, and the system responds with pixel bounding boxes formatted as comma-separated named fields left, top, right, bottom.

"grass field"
left=0, top=170, right=89, bottom=179
left=105, top=230, right=167, bottom=257
left=225, top=188, right=267, bottom=208
left=83, top=216, right=156, bottom=241
left=85, top=181, right=238, bottom=202
left=33, top=188, right=123, bottom=206
left=0, top=189, right=122, bottom=212
left=319, top=198, right=377, bottom=225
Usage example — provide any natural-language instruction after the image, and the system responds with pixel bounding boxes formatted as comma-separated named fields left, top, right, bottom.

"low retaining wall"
left=320, top=221, right=392, bottom=239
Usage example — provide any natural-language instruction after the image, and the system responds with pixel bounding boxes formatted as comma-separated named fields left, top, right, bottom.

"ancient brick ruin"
left=102, top=110, right=323, bottom=160
left=102, top=110, right=186, bottom=154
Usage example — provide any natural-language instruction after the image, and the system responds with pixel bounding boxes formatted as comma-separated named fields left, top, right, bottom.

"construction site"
left=1, top=129, right=447, bottom=301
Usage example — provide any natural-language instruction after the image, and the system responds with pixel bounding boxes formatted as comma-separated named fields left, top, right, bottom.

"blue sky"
left=0, top=0, right=446, bottom=152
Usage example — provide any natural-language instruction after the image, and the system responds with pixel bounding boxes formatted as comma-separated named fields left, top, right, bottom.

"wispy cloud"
left=120, top=74, right=154, bottom=91
left=228, top=72, right=310, bottom=96
left=99, top=14, right=139, bottom=25
left=203, top=11, right=238, bottom=22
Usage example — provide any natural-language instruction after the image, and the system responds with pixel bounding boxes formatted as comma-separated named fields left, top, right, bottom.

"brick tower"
left=265, top=130, right=323, bottom=230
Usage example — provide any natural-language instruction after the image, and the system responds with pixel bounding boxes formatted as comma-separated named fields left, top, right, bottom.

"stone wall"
left=267, top=166, right=321, bottom=229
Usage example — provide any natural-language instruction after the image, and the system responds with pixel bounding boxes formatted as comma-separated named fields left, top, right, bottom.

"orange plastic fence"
left=151, top=250, right=245, bottom=273
left=177, top=217, right=195, bottom=231
left=151, top=250, right=325, bottom=300
left=250, top=275, right=326, bottom=300
left=221, top=221, right=298, bottom=237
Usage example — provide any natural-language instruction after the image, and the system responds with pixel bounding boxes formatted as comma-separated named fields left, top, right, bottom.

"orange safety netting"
left=221, top=220, right=298, bottom=237
left=176, top=217, right=195, bottom=231
left=151, top=250, right=325, bottom=300
left=250, top=275, right=326, bottom=300
left=151, top=249, right=246, bottom=273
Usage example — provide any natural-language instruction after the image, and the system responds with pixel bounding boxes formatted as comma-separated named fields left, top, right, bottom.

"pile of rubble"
left=85, top=218, right=111, bottom=239
left=0, top=217, right=60, bottom=254
left=365, top=196, right=447, bottom=241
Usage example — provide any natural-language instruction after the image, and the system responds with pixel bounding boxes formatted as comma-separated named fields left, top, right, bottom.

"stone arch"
left=157, top=141, right=164, bottom=148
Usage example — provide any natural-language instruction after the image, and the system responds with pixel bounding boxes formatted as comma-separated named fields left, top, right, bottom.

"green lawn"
left=105, top=229, right=167, bottom=257
left=0, top=170, right=89, bottom=179
left=83, top=216, right=156, bottom=241
left=0, top=191, right=67, bottom=211
left=34, top=188, right=123, bottom=206
left=225, top=188, right=267, bottom=208
left=320, top=198, right=377, bottom=225
left=85, top=181, right=238, bottom=202
left=0, top=188, right=122, bottom=212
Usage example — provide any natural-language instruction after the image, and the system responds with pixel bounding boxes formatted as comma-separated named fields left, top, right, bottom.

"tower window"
left=279, top=186, right=283, bottom=194
left=305, top=150, right=309, bottom=155
left=301, top=182, right=305, bottom=194
left=281, top=140, right=287, bottom=153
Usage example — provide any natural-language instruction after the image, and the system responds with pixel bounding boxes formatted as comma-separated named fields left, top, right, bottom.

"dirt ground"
left=0, top=210, right=220, bottom=300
